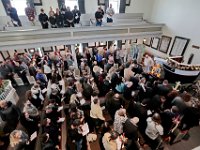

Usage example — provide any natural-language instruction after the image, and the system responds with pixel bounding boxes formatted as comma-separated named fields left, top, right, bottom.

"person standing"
left=55, top=8, right=63, bottom=28
left=38, top=9, right=49, bottom=29
left=49, top=11, right=57, bottom=28
left=64, top=7, right=74, bottom=27
left=145, top=113, right=164, bottom=149
left=25, top=2, right=35, bottom=26
left=95, top=7, right=104, bottom=26
left=106, top=4, right=115, bottom=23
left=72, top=5, right=81, bottom=24
left=143, top=54, right=154, bottom=73
left=6, top=3, right=22, bottom=27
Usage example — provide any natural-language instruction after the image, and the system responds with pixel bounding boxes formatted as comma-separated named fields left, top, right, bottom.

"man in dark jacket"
left=49, top=11, right=57, bottom=28
left=123, top=117, right=140, bottom=150
left=95, top=7, right=104, bottom=26
left=0, top=100, right=21, bottom=133
left=7, top=3, right=22, bottom=26
left=72, top=5, right=81, bottom=24
left=64, top=7, right=74, bottom=27
left=39, top=8, right=49, bottom=29
left=55, top=8, right=63, bottom=28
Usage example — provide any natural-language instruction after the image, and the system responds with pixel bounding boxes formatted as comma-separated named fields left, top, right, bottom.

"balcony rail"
left=0, top=23, right=164, bottom=50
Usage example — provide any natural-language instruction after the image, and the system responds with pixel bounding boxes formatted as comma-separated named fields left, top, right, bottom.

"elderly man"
left=106, top=4, right=115, bottom=23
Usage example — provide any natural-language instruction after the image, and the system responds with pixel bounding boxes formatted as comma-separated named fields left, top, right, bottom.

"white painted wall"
left=85, top=0, right=155, bottom=19
left=0, top=0, right=154, bottom=19
left=85, top=0, right=99, bottom=14
left=35, top=0, right=58, bottom=15
left=149, top=0, right=200, bottom=64
left=126, top=0, right=155, bottom=20
left=0, top=1, right=7, bottom=16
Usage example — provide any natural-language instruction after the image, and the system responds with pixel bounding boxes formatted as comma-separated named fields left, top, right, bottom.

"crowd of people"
left=5, top=2, right=115, bottom=28
left=0, top=43, right=200, bottom=150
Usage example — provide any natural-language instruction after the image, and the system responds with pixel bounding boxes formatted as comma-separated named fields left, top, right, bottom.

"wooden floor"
left=2, top=85, right=200, bottom=150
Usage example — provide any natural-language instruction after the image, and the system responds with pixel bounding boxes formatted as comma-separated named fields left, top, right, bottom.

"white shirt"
left=144, top=56, right=154, bottom=67
left=145, top=117, right=163, bottom=140
left=43, top=64, right=51, bottom=74
left=106, top=7, right=115, bottom=18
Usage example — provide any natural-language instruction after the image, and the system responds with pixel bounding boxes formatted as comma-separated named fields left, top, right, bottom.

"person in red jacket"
left=25, top=3, right=35, bottom=25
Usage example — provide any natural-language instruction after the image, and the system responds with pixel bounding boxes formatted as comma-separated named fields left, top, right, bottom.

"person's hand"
left=26, top=140, right=30, bottom=145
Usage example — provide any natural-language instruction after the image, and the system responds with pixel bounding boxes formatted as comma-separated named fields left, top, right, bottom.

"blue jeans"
left=96, top=20, right=102, bottom=26
left=75, top=139, right=83, bottom=150
left=107, top=17, right=113, bottom=23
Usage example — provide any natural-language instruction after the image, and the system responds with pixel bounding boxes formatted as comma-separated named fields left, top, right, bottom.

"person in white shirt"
left=145, top=113, right=164, bottom=149
left=43, top=61, right=52, bottom=80
left=106, top=4, right=115, bottom=23
left=143, top=54, right=154, bottom=73
left=90, top=96, right=105, bottom=132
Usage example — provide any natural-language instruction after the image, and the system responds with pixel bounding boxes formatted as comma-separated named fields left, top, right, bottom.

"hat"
left=130, top=117, right=139, bottom=125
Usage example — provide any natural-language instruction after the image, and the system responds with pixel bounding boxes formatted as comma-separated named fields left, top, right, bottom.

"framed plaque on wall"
left=34, top=0, right=42, bottom=6
left=98, top=0, right=105, bottom=5
left=0, top=51, right=10, bottom=60
left=158, top=35, right=172, bottom=53
left=143, top=38, right=151, bottom=47
left=170, top=36, right=190, bottom=56
left=55, top=45, right=65, bottom=51
left=151, top=37, right=160, bottom=50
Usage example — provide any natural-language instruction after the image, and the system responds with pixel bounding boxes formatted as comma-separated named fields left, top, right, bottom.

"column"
left=105, top=0, right=109, bottom=12
left=79, top=43, right=83, bottom=53
left=78, top=0, right=86, bottom=14
left=119, top=0, right=126, bottom=13
left=2, top=0, right=11, bottom=15
left=117, top=40, right=122, bottom=49
left=71, top=44, right=78, bottom=68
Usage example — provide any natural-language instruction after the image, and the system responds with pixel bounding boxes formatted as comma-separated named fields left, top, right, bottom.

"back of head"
left=152, top=113, right=161, bottom=124
left=110, top=131, right=119, bottom=140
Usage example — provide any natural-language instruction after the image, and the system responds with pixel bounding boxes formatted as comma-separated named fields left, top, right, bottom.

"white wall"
left=149, top=0, right=200, bottom=64
left=35, top=0, right=58, bottom=15
left=0, top=1, right=7, bottom=16
left=85, top=0, right=99, bottom=14
left=126, top=0, right=155, bottom=20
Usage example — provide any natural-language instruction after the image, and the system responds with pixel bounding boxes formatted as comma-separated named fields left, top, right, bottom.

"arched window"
left=10, top=0, right=27, bottom=16
left=65, top=0, right=79, bottom=10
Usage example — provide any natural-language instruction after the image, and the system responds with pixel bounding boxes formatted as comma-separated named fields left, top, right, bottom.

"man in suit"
left=39, top=8, right=49, bottom=29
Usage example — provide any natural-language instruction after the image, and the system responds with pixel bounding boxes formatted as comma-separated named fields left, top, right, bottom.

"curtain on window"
left=78, top=0, right=85, bottom=14
left=119, top=0, right=126, bottom=13
left=2, top=0, right=11, bottom=15
left=57, top=0, right=65, bottom=9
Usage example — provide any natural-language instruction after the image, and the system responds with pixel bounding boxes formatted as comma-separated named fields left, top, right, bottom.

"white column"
left=79, top=43, right=83, bottom=54
left=71, top=44, right=78, bottom=68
